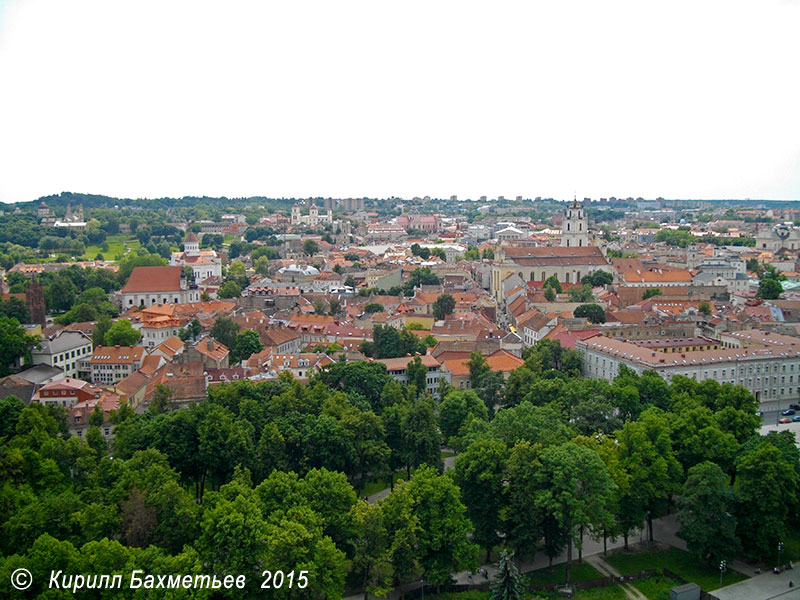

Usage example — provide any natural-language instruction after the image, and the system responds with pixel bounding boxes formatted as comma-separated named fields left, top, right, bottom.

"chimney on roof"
left=115, top=345, right=120, bottom=349
left=207, top=338, right=214, bottom=351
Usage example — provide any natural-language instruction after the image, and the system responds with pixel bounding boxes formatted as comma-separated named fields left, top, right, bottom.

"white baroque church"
left=170, top=232, right=222, bottom=282
left=291, top=201, right=332, bottom=228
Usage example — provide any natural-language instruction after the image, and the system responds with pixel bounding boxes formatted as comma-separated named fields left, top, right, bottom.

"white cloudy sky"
left=1, top=0, right=799, bottom=203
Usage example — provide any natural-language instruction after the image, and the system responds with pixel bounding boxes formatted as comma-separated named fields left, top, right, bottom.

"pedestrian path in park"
left=586, top=554, right=647, bottom=600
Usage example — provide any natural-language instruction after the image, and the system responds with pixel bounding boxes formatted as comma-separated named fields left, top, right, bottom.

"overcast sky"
left=1, top=0, right=799, bottom=203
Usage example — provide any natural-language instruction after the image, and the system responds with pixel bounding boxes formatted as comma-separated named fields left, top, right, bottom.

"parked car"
left=793, top=415, right=800, bottom=422
left=756, top=411, right=764, bottom=417
left=779, top=417, right=793, bottom=423
left=790, top=404, right=800, bottom=410
left=782, top=409, right=796, bottom=416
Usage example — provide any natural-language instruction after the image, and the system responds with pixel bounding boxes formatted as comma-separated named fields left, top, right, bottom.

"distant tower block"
left=26, top=278, right=46, bottom=326
left=561, top=198, right=589, bottom=247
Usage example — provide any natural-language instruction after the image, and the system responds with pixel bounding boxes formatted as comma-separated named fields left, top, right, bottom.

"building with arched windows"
left=490, top=246, right=614, bottom=300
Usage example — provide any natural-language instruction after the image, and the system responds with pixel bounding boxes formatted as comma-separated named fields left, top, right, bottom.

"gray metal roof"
left=32, top=330, right=92, bottom=356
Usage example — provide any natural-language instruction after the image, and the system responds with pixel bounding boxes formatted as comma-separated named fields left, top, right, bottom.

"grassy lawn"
left=605, top=546, right=746, bottom=592
left=633, top=574, right=682, bottom=600
left=83, top=234, right=140, bottom=260
left=523, top=561, right=603, bottom=586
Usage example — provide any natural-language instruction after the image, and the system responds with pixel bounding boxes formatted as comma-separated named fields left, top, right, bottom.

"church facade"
left=291, top=201, right=332, bottom=227
left=755, top=224, right=800, bottom=253
left=490, top=199, right=613, bottom=299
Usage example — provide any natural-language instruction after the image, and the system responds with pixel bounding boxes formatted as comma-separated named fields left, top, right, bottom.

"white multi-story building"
left=578, top=329, right=800, bottom=406
left=377, top=354, right=444, bottom=399
left=89, top=345, right=146, bottom=385
left=31, top=330, right=93, bottom=380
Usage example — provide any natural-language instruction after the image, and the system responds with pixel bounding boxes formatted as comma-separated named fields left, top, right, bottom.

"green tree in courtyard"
left=432, top=293, right=456, bottom=320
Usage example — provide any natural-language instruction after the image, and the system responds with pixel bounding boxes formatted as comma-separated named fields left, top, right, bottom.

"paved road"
left=714, top=568, right=800, bottom=600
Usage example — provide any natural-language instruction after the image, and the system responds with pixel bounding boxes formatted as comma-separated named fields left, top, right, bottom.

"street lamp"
left=779, top=542, right=785, bottom=567
left=719, top=560, right=727, bottom=587
left=420, top=579, right=424, bottom=600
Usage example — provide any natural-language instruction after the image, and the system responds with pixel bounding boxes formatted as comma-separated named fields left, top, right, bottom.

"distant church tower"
left=561, top=198, right=589, bottom=247
left=291, top=203, right=301, bottom=226
left=309, top=201, right=319, bottom=227
left=184, top=231, right=200, bottom=256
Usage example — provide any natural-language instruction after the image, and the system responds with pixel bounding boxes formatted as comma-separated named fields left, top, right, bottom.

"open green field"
left=82, top=234, right=140, bottom=260
left=605, top=546, right=747, bottom=592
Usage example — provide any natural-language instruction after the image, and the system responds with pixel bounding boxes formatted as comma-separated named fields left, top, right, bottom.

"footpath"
left=586, top=554, right=646, bottom=600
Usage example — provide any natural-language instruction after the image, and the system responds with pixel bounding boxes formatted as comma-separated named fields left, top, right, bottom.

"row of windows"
left=586, top=354, right=800, bottom=399
left=54, top=346, right=91, bottom=364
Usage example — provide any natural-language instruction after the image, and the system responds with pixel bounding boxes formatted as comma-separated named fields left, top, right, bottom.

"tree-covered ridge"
left=0, top=339, right=794, bottom=598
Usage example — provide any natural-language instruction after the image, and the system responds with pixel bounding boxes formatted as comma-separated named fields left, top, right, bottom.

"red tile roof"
left=91, top=346, right=145, bottom=364
left=121, top=266, right=183, bottom=294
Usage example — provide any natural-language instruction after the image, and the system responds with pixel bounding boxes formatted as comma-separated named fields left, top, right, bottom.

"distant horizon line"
left=4, top=193, right=800, bottom=205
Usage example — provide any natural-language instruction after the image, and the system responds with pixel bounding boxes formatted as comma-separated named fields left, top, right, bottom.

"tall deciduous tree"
left=734, top=439, right=799, bottom=560
left=402, top=398, right=442, bottom=475
left=387, top=466, right=478, bottom=587
left=454, top=438, right=509, bottom=561
left=103, top=319, right=142, bottom=346
left=534, top=442, right=616, bottom=583
left=438, top=390, right=487, bottom=442
left=505, top=441, right=544, bottom=561
left=231, top=329, right=263, bottom=363
left=0, top=316, right=37, bottom=376
left=211, top=316, right=240, bottom=351
left=677, top=461, right=740, bottom=566
left=618, top=408, right=682, bottom=543
left=432, top=293, right=456, bottom=320
left=350, top=501, right=392, bottom=600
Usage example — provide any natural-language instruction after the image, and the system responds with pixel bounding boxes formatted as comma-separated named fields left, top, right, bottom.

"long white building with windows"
left=578, top=329, right=800, bottom=406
